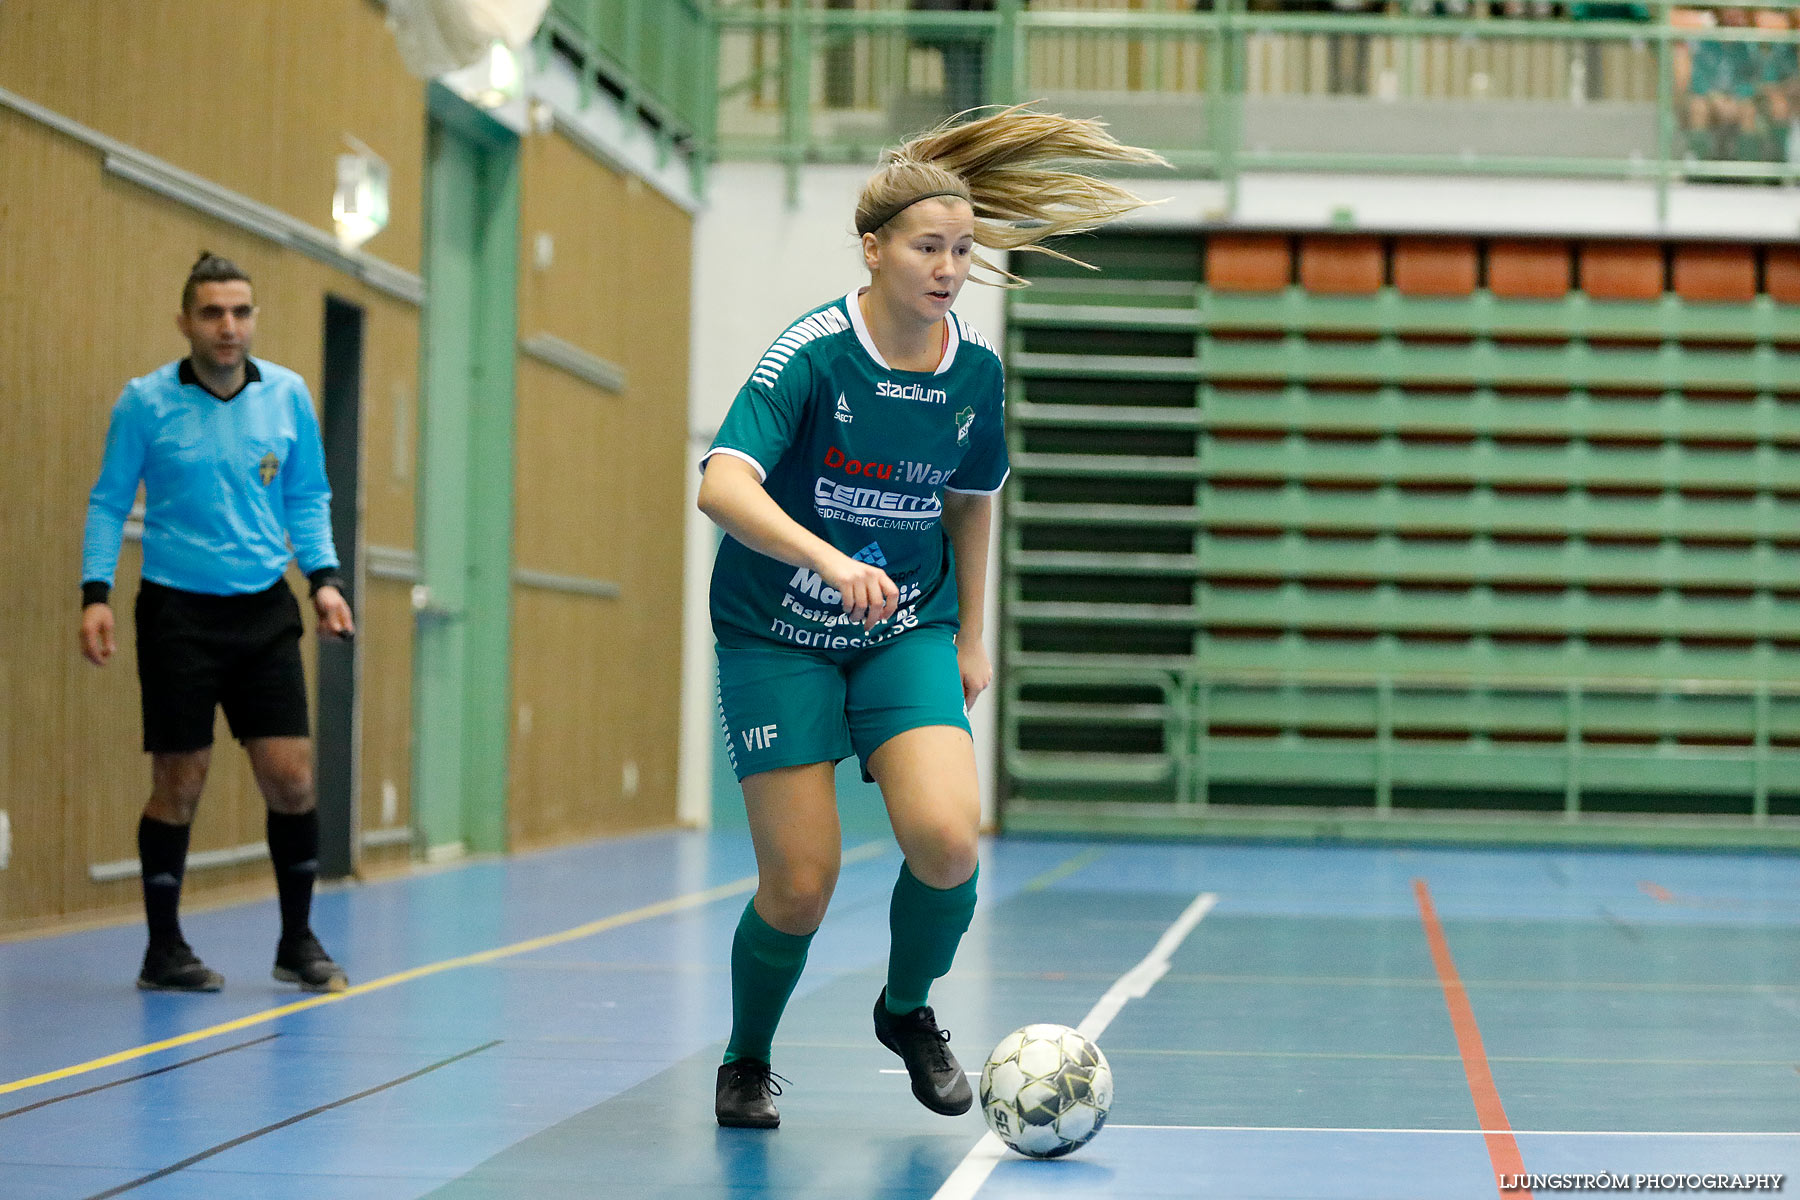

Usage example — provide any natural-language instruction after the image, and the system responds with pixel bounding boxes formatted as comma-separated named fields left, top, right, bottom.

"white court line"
left=930, top=890, right=1219, bottom=1200
left=1108, top=1125, right=1797, bottom=1137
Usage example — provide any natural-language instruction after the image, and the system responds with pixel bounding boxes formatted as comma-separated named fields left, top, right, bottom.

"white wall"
left=678, top=162, right=1009, bottom=829
left=1123, top=173, right=1800, bottom=239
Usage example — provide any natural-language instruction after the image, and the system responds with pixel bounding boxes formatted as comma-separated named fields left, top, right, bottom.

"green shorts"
left=715, top=627, right=971, bottom=783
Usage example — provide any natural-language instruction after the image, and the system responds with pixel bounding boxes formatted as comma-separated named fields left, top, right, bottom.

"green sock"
left=724, top=900, right=814, bottom=1065
left=884, top=862, right=978, bottom=1015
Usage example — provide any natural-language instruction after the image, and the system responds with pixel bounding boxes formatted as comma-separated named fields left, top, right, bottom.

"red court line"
left=1413, top=878, right=1535, bottom=1200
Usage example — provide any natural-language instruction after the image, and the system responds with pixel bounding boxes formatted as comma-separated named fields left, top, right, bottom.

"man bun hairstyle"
left=854, top=102, right=1168, bottom=287
left=181, top=251, right=252, bottom=311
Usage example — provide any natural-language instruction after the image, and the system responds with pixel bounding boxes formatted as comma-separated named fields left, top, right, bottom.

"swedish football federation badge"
left=954, top=406, right=975, bottom=446
left=258, top=452, right=280, bottom=485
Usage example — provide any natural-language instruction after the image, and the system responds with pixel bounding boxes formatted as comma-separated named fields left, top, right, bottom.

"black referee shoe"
left=273, top=931, right=348, bottom=993
left=137, top=940, right=224, bottom=992
left=715, top=1060, right=783, bottom=1129
left=873, top=989, right=973, bottom=1116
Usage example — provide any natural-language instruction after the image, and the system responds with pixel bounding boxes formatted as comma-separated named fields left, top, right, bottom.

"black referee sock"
left=266, top=809, right=319, bottom=943
left=138, top=815, right=191, bottom=948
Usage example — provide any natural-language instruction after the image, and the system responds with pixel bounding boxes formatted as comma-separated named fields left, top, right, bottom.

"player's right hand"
left=823, top=554, right=899, bottom=631
left=80, top=603, right=116, bottom=666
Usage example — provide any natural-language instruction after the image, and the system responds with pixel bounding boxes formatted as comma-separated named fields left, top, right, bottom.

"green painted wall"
left=413, top=87, right=521, bottom=858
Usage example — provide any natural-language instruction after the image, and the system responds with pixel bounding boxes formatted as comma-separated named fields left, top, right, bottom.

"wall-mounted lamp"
left=333, top=136, right=390, bottom=251
left=470, top=40, right=522, bottom=110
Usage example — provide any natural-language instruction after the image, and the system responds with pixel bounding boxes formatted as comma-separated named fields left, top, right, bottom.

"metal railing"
left=1003, top=663, right=1800, bottom=844
left=709, top=2, right=1800, bottom=212
left=540, top=0, right=714, bottom=153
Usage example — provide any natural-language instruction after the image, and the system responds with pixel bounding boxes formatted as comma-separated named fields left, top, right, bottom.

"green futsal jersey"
left=704, top=289, right=1008, bottom=652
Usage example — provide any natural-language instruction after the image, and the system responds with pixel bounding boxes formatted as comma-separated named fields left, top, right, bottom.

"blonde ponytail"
left=854, top=103, right=1168, bottom=286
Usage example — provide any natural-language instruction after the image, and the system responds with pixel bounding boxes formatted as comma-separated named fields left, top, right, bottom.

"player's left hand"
left=313, top=585, right=356, bottom=641
left=956, top=634, right=991, bottom=712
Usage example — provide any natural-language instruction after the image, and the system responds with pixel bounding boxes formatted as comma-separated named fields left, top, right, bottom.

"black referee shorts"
left=134, top=579, right=310, bottom=753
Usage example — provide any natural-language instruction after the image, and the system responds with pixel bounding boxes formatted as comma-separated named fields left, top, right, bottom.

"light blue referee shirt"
left=82, top=357, right=340, bottom=597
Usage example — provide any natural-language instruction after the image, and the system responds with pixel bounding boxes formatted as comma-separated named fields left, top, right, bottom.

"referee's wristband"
left=307, top=568, right=346, bottom=598
left=82, top=581, right=111, bottom=608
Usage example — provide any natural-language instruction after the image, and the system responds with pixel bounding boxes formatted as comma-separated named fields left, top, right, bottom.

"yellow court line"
left=1, top=840, right=892, bottom=1098
left=1022, top=848, right=1106, bottom=893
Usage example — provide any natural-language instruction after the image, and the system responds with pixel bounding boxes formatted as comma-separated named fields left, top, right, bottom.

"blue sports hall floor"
left=2, top=824, right=1795, bottom=1199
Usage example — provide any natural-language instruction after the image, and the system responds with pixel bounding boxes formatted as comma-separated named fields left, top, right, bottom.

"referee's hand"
left=313, top=585, right=356, bottom=641
left=80, top=603, right=115, bottom=666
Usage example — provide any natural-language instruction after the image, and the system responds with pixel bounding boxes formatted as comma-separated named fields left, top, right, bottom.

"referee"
left=80, top=253, right=355, bottom=994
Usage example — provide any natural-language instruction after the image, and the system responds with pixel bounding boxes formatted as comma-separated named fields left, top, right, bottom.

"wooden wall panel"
left=513, top=360, right=626, bottom=585
left=361, top=295, right=423, bottom=555
left=520, top=135, right=630, bottom=363
left=0, top=73, right=422, bottom=931
left=0, top=109, right=284, bottom=932
left=0, top=0, right=425, bottom=274
left=356, top=579, right=415, bottom=871
left=613, top=183, right=692, bottom=834
left=508, top=133, right=690, bottom=848
left=507, top=589, right=628, bottom=849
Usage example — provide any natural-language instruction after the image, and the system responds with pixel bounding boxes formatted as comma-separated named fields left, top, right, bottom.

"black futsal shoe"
left=873, top=989, right=974, bottom=1116
left=715, top=1059, right=783, bottom=1129
left=273, top=931, right=348, bottom=993
left=137, top=940, right=224, bottom=992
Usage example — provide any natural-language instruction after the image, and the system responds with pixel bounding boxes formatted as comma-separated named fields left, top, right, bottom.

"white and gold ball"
left=978, top=1023, right=1113, bottom=1158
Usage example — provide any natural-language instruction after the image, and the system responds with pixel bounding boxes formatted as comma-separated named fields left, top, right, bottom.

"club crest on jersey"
left=835, top=393, right=853, bottom=424
left=258, top=452, right=280, bottom=485
left=954, top=406, right=975, bottom=446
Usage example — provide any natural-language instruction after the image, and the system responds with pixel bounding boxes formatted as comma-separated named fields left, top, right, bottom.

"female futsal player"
left=698, top=103, right=1164, bottom=1128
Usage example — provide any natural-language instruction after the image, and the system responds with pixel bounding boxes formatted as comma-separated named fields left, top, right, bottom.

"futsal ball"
left=979, top=1023, right=1113, bottom=1159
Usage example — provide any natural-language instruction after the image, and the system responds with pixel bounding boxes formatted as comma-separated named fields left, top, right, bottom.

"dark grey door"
left=316, top=295, right=363, bottom=879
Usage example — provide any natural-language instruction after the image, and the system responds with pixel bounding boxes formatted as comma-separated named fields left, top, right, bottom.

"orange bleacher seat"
left=1765, top=246, right=1800, bottom=304
left=1299, top=236, right=1383, bottom=295
left=1204, top=234, right=1291, bottom=293
left=1487, top=240, right=1572, bottom=300
left=1672, top=244, right=1757, bottom=304
left=1393, top=239, right=1478, bottom=297
left=1580, top=242, right=1664, bottom=301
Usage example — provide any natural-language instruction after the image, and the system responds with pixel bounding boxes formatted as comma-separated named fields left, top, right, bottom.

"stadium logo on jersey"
left=258, top=452, right=280, bottom=485
left=877, top=380, right=948, bottom=405
left=954, top=407, right=975, bottom=446
left=851, top=542, right=888, bottom=568
left=836, top=393, right=853, bottom=424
